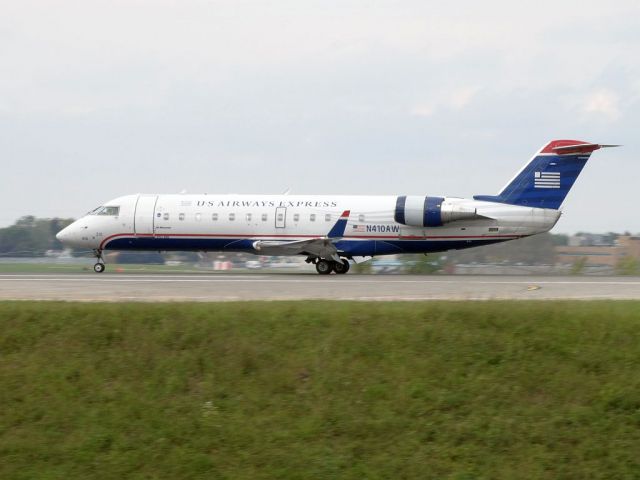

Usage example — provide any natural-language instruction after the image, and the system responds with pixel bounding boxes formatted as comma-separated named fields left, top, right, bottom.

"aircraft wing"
left=252, top=210, right=350, bottom=262
left=253, top=237, right=342, bottom=261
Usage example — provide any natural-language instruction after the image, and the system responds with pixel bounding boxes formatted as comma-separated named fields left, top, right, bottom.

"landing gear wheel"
left=333, top=259, right=350, bottom=274
left=315, top=259, right=333, bottom=275
left=92, top=249, right=106, bottom=273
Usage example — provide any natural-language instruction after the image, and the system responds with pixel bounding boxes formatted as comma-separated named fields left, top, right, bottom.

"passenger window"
left=179, top=213, right=185, bottom=221
left=277, top=213, right=284, bottom=222
left=261, top=213, right=268, bottom=222
left=358, top=214, right=365, bottom=222
left=229, top=213, right=235, bottom=221
left=195, top=213, right=202, bottom=222
left=325, top=214, right=331, bottom=222
left=246, top=213, right=252, bottom=222
left=310, top=214, right=316, bottom=222
left=293, top=213, right=300, bottom=222
left=212, top=213, right=218, bottom=221
left=163, top=213, right=169, bottom=221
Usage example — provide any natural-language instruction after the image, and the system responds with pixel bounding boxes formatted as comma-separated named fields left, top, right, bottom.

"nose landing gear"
left=93, top=249, right=106, bottom=273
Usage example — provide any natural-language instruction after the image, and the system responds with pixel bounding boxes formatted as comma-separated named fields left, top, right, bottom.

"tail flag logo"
left=534, top=171, right=560, bottom=189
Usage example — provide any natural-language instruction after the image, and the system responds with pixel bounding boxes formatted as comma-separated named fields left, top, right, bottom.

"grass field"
left=2, top=301, right=640, bottom=479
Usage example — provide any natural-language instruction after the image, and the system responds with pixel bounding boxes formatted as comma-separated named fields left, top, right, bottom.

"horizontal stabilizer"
left=551, top=143, right=621, bottom=155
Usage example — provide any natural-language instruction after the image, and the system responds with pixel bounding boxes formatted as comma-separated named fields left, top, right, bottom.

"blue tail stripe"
left=474, top=153, right=591, bottom=209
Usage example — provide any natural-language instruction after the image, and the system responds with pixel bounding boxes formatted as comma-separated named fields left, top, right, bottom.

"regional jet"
left=56, top=140, right=616, bottom=274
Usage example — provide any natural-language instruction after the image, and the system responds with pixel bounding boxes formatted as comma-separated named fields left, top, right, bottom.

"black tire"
left=94, top=263, right=105, bottom=273
left=315, top=259, right=333, bottom=275
left=333, top=259, right=350, bottom=274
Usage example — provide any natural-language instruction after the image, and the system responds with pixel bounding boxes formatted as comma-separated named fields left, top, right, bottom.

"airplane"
left=56, top=139, right=617, bottom=274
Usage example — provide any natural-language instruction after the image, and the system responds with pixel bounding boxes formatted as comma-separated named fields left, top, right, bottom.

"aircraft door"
left=134, top=195, right=158, bottom=235
left=275, top=207, right=286, bottom=228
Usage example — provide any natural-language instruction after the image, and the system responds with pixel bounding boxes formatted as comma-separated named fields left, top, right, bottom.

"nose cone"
left=56, top=225, right=72, bottom=244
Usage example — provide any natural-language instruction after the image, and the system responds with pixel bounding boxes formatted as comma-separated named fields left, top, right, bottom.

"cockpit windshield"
left=88, top=206, right=120, bottom=216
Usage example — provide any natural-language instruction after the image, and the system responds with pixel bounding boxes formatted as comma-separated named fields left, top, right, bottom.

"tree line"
left=0, top=216, right=74, bottom=257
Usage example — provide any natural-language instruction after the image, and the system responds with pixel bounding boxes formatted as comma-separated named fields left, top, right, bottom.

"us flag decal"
left=534, top=171, right=560, bottom=189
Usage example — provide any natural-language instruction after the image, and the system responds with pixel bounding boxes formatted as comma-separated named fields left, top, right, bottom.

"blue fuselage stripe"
left=104, top=236, right=511, bottom=256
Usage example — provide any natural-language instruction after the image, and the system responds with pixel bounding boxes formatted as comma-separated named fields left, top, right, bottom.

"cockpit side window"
left=97, top=206, right=120, bottom=216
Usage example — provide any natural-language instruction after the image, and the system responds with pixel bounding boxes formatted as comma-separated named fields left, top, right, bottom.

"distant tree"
left=15, top=216, right=36, bottom=227
left=0, top=217, right=75, bottom=256
left=352, top=260, right=373, bottom=274
left=570, top=257, right=588, bottom=275
left=616, top=257, right=639, bottom=276
left=406, top=254, right=442, bottom=274
left=551, top=234, right=569, bottom=246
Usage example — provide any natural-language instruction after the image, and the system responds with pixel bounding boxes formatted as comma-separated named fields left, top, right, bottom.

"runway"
left=1, top=273, right=640, bottom=301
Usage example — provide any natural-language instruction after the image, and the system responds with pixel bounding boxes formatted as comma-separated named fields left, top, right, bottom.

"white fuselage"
left=56, top=193, right=560, bottom=258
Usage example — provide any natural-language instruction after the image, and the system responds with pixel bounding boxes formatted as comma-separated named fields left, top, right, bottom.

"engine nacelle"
left=394, top=196, right=481, bottom=227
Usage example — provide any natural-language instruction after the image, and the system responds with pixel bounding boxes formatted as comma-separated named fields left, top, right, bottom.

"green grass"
left=1, top=301, right=640, bottom=479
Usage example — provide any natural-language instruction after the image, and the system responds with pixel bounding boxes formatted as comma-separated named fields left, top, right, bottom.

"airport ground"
left=1, top=301, right=640, bottom=479
left=1, top=272, right=640, bottom=301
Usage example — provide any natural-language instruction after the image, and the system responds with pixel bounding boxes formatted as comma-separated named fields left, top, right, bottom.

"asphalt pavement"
left=1, top=273, right=639, bottom=301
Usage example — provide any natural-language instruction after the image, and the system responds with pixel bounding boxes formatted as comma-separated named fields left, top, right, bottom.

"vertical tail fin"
left=474, top=140, right=616, bottom=209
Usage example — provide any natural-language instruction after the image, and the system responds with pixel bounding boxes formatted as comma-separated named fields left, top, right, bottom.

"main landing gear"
left=93, top=249, right=106, bottom=273
left=315, top=259, right=350, bottom=275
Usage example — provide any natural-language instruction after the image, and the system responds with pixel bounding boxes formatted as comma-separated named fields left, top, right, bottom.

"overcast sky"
left=1, top=0, right=638, bottom=233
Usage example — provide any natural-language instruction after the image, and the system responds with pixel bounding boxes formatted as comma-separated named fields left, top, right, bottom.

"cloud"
left=582, top=89, right=621, bottom=121
left=410, top=86, right=479, bottom=117
left=449, top=87, right=480, bottom=110
left=410, top=103, right=436, bottom=117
